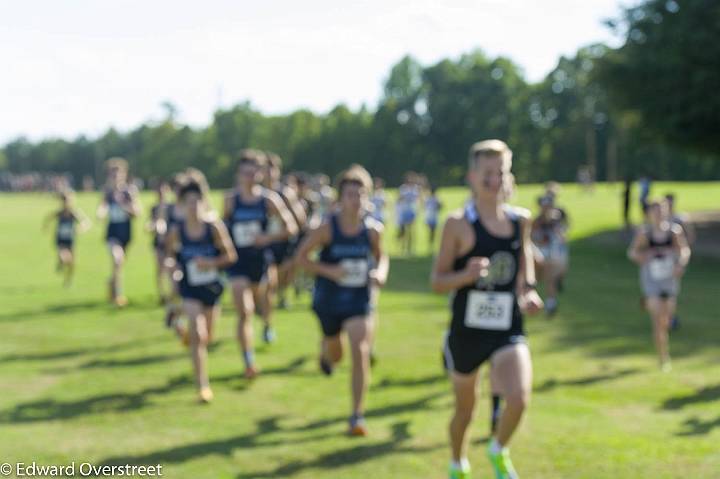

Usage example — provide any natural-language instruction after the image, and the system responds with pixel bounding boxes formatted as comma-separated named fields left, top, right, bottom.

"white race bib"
left=57, top=223, right=74, bottom=240
left=464, top=291, right=513, bottom=330
left=338, top=259, right=369, bottom=287
left=232, top=221, right=261, bottom=247
left=649, top=256, right=674, bottom=281
left=109, top=204, right=128, bottom=223
left=186, top=259, right=219, bottom=286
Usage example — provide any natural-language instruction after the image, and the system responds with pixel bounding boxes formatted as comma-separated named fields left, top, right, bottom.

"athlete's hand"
left=673, top=264, right=686, bottom=278
left=369, top=269, right=385, bottom=287
left=194, top=257, right=215, bottom=271
left=253, top=234, right=272, bottom=247
left=324, top=264, right=347, bottom=283
left=464, top=257, right=489, bottom=285
left=519, top=289, right=544, bottom=315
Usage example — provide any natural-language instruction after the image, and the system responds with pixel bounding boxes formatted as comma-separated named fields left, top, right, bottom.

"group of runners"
left=42, top=138, right=694, bottom=479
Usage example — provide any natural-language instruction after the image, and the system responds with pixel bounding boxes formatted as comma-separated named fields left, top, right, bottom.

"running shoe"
left=448, top=464, right=472, bottom=479
left=319, top=356, right=333, bottom=376
left=198, top=386, right=214, bottom=403
left=487, top=443, right=519, bottom=479
left=348, top=415, right=368, bottom=437
left=244, top=365, right=259, bottom=380
left=263, top=326, right=276, bottom=344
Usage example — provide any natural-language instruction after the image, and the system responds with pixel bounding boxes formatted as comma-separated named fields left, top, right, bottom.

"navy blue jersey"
left=313, top=214, right=373, bottom=315
left=450, top=203, right=524, bottom=339
left=56, top=210, right=77, bottom=246
left=177, top=221, right=222, bottom=291
left=105, top=187, right=133, bottom=247
left=227, top=192, right=268, bottom=251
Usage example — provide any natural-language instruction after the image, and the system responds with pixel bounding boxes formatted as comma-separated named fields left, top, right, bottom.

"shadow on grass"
left=236, top=422, right=443, bottom=478
left=0, top=335, right=168, bottom=363
left=97, top=393, right=446, bottom=471
left=661, top=384, right=720, bottom=411
left=0, top=356, right=312, bottom=423
left=372, top=373, right=446, bottom=390
left=534, top=368, right=641, bottom=393
left=675, top=416, right=720, bottom=436
left=0, top=298, right=159, bottom=322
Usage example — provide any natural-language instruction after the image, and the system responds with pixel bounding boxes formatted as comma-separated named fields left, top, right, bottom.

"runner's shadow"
left=236, top=421, right=443, bottom=478
left=99, top=416, right=327, bottom=466
left=0, top=375, right=193, bottom=423
left=661, top=384, right=720, bottom=411
left=534, top=368, right=640, bottom=393
left=0, top=300, right=104, bottom=321
left=372, top=374, right=446, bottom=390
left=675, top=416, right=720, bottom=436
left=0, top=336, right=168, bottom=363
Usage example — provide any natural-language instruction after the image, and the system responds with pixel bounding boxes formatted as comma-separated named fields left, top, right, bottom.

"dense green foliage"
left=3, top=0, right=719, bottom=186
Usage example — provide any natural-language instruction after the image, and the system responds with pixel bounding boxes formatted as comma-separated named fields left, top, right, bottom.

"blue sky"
left=0, top=0, right=623, bottom=143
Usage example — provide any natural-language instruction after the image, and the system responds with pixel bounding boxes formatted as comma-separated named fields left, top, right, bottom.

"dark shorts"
left=56, top=239, right=73, bottom=250
left=268, top=241, right=291, bottom=265
left=180, top=282, right=224, bottom=307
left=313, top=305, right=370, bottom=337
left=107, top=222, right=131, bottom=249
left=444, top=333, right=527, bottom=375
left=226, top=250, right=268, bottom=284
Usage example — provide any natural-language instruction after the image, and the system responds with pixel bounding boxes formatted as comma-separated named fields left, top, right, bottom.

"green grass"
left=1, top=182, right=719, bottom=478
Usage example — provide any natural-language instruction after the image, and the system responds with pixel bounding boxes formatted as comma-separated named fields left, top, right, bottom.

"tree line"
left=2, top=0, right=718, bottom=188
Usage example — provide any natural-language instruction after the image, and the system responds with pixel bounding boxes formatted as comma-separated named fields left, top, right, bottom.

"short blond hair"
left=184, top=168, right=210, bottom=198
left=106, top=157, right=128, bottom=172
left=335, top=164, right=373, bottom=195
left=468, top=139, right=512, bottom=170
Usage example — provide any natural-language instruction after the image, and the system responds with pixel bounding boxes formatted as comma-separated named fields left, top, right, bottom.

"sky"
left=0, top=0, right=624, bottom=144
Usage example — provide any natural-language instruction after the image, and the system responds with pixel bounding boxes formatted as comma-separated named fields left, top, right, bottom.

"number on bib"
left=232, top=221, right=261, bottom=247
left=57, top=223, right=74, bottom=240
left=186, top=260, right=219, bottom=286
left=464, top=291, right=513, bottom=331
left=109, top=204, right=128, bottom=223
left=338, top=259, right=369, bottom=287
left=649, top=256, right=674, bottom=281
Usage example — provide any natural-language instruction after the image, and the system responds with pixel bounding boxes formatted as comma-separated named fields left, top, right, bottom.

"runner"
left=164, top=171, right=236, bottom=402
left=628, top=199, right=691, bottom=371
left=42, top=190, right=91, bottom=287
left=224, top=150, right=297, bottom=378
left=96, top=157, right=141, bottom=307
left=431, top=139, right=543, bottom=479
left=296, top=164, right=389, bottom=436
left=370, top=177, right=387, bottom=224
left=148, top=180, right=173, bottom=304
left=396, top=172, right=421, bottom=255
left=425, top=185, right=443, bottom=250
left=263, top=152, right=306, bottom=311
left=531, top=194, right=569, bottom=316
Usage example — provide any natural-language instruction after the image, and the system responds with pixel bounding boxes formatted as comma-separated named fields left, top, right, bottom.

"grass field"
left=1, top=182, right=719, bottom=479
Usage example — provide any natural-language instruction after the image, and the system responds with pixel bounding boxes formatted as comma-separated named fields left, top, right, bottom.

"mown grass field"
left=1, top=182, right=719, bottom=478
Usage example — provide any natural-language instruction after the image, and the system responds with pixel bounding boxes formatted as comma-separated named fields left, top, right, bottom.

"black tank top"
left=646, top=225, right=673, bottom=259
left=450, top=203, right=524, bottom=338
left=177, top=221, right=221, bottom=289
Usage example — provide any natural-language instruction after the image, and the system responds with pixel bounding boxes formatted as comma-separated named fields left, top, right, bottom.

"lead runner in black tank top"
left=431, top=140, right=543, bottom=478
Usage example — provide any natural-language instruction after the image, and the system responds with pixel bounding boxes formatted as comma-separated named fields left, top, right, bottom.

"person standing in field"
left=431, top=139, right=543, bottom=479
left=42, top=190, right=91, bottom=287
left=96, top=158, right=141, bottom=307
left=164, top=171, right=236, bottom=402
left=296, top=164, right=389, bottom=437
left=224, top=150, right=297, bottom=379
left=425, top=185, right=443, bottom=250
left=628, top=199, right=691, bottom=371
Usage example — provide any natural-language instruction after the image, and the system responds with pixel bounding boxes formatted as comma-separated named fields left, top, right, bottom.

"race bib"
left=57, top=223, right=74, bottom=240
left=649, top=256, right=674, bottom=281
left=232, top=221, right=261, bottom=247
left=109, top=204, right=128, bottom=223
left=464, top=291, right=513, bottom=331
left=186, top=259, right=219, bottom=286
left=338, top=259, right=369, bottom=287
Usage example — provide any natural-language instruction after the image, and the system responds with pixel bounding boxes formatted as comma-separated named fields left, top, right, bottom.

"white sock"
left=489, top=438, right=505, bottom=454
left=450, top=458, right=470, bottom=471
